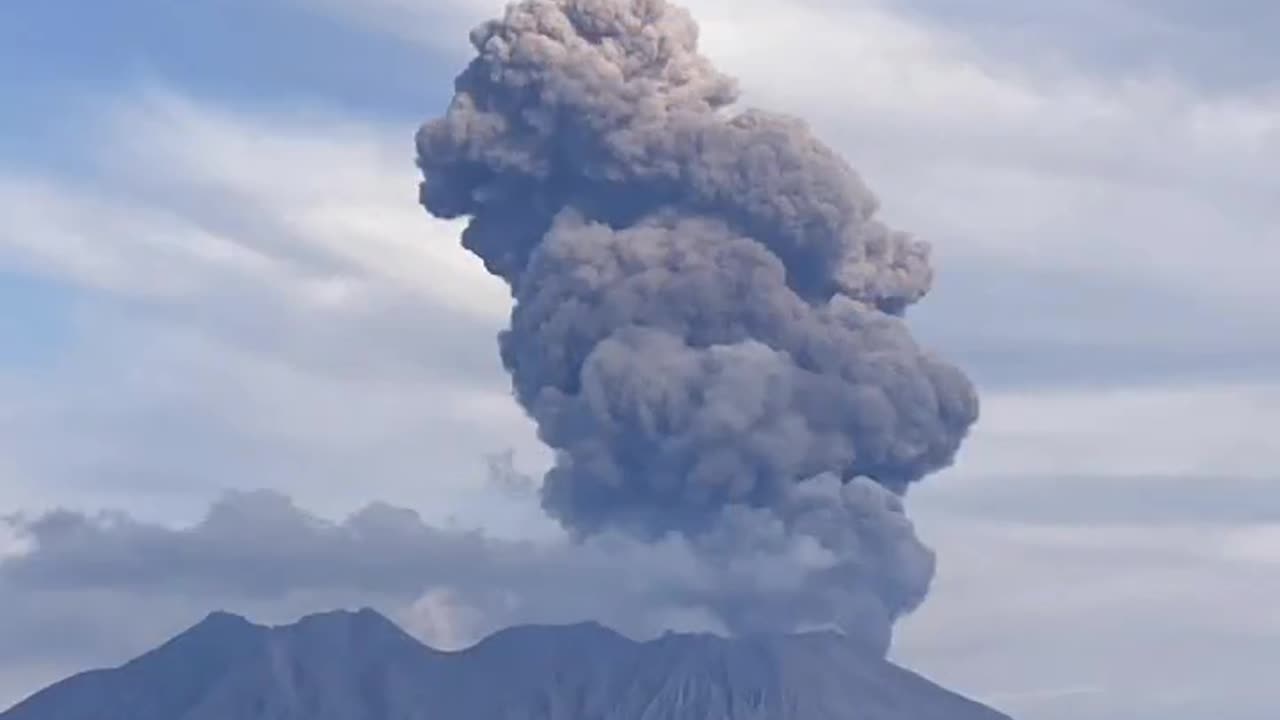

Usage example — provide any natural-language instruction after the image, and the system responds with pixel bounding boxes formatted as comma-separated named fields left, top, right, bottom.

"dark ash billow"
left=417, top=0, right=978, bottom=653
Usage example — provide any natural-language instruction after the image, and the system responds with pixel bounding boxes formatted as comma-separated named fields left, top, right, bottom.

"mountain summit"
left=2, top=610, right=1010, bottom=719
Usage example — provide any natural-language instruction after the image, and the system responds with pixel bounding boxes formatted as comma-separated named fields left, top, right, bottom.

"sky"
left=1, top=1, right=1278, bottom=718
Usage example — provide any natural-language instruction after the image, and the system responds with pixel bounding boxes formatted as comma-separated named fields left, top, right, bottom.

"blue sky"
left=1, top=1, right=1278, bottom=718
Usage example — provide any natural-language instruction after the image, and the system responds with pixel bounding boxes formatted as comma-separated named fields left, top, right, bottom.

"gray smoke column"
left=416, top=0, right=978, bottom=652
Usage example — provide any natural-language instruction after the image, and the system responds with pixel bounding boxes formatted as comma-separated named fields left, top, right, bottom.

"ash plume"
left=417, top=0, right=978, bottom=652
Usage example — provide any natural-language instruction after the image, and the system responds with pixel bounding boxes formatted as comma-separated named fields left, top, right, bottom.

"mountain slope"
left=1, top=610, right=1010, bottom=720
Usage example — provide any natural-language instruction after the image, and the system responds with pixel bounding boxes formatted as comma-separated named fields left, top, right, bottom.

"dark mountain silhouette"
left=1, top=609, right=1011, bottom=719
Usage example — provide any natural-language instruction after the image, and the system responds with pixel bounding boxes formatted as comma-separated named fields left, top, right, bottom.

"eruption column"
left=418, top=0, right=978, bottom=653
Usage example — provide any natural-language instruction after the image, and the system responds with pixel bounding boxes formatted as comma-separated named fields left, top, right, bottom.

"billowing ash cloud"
left=0, top=489, right=925, bottom=663
left=417, top=0, right=978, bottom=652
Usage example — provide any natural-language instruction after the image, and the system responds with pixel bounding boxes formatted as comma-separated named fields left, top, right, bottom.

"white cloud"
left=0, top=521, right=32, bottom=562
left=4, top=92, right=509, bottom=322
left=402, top=587, right=495, bottom=651
left=0, top=89, right=547, bottom=521
left=287, top=0, right=487, bottom=53
left=110, top=90, right=509, bottom=322
left=682, top=1, right=1280, bottom=303
left=952, top=382, right=1280, bottom=481
left=895, top=515, right=1280, bottom=719
left=1219, top=524, right=1280, bottom=567
left=0, top=176, right=273, bottom=298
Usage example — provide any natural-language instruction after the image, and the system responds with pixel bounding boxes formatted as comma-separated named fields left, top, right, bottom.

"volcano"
left=2, top=609, right=1009, bottom=720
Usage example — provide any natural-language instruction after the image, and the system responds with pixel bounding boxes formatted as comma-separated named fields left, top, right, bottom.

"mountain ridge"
left=2, top=609, right=1011, bottom=720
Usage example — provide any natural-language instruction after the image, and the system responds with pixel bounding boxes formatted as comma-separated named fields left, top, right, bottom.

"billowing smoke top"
left=418, top=0, right=978, bottom=651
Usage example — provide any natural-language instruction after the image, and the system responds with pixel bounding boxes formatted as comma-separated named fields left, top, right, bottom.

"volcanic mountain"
left=2, top=609, right=1010, bottom=720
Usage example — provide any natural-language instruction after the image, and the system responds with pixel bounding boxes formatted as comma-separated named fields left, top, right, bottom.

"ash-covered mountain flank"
left=2, top=610, right=1010, bottom=720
